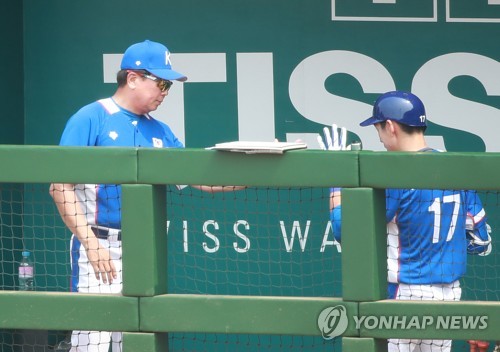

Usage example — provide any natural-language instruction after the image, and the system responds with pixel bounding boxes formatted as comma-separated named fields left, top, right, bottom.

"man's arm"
left=465, top=190, right=492, bottom=256
left=49, top=183, right=117, bottom=283
left=329, top=188, right=342, bottom=212
left=191, top=185, right=246, bottom=193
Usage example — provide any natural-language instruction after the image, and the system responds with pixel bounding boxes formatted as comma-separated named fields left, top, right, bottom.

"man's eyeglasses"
left=142, top=74, right=173, bottom=92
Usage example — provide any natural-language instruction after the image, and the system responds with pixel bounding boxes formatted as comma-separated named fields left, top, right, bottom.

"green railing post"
left=122, top=184, right=168, bottom=352
left=341, top=187, right=387, bottom=352
left=342, top=337, right=387, bottom=351
left=122, top=332, right=168, bottom=351
left=341, top=187, right=386, bottom=301
left=122, top=184, right=168, bottom=296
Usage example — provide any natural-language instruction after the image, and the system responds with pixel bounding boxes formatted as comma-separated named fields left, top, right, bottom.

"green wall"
left=19, top=0, right=500, bottom=151
left=0, top=1, right=23, bottom=144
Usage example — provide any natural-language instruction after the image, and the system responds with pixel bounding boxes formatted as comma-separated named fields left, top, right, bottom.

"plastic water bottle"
left=18, top=251, right=34, bottom=291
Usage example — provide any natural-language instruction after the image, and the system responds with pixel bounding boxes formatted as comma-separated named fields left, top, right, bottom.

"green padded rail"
left=360, top=151, right=500, bottom=190
left=360, top=300, right=500, bottom=340
left=0, top=145, right=138, bottom=184
left=140, top=294, right=359, bottom=336
left=3, top=147, right=500, bottom=189
left=137, top=148, right=360, bottom=187
left=0, top=291, right=138, bottom=331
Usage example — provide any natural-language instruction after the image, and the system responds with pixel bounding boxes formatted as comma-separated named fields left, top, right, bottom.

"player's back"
left=386, top=188, right=468, bottom=284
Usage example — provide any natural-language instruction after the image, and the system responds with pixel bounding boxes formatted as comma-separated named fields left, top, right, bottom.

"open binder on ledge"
left=208, top=141, right=308, bottom=154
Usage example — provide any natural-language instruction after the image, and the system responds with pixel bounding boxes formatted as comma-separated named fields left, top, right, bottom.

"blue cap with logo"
left=360, top=91, right=427, bottom=127
left=121, top=40, right=187, bottom=82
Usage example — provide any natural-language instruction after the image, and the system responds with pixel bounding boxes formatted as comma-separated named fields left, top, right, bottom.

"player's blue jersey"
left=330, top=188, right=488, bottom=285
left=59, top=98, right=183, bottom=228
left=386, top=188, right=487, bottom=284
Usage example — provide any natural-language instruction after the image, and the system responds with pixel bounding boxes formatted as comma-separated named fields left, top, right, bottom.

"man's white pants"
left=388, top=281, right=461, bottom=352
left=70, top=235, right=123, bottom=352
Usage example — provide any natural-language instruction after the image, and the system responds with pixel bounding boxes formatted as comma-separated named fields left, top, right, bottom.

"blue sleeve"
left=466, top=190, right=486, bottom=224
left=157, top=120, right=184, bottom=148
left=329, top=189, right=399, bottom=244
left=59, top=104, right=101, bottom=146
left=168, top=130, right=184, bottom=148
left=330, top=205, right=342, bottom=243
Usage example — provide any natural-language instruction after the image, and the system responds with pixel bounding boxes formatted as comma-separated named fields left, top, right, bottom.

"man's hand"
left=317, top=124, right=348, bottom=151
left=86, top=238, right=117, bottom=284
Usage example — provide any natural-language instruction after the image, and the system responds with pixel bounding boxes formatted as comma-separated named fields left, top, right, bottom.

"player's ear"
left=127, top=71, right=139, bottom=89
left=386, top=120, right=398, bottom=135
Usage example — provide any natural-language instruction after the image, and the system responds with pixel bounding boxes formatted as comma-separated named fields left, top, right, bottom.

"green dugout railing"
left=0, top=146, right=499, bottom=351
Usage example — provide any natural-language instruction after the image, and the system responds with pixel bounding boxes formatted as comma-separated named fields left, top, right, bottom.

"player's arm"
left=191, top=185, right=247, bottom=193
left=49, top=183, right=117, bottom=283
left=317, top=124, right=355, bottom=212
left=465, top=191, right=492, bottom=256
left=466, top=215, right=492, bottom=256
left=329, top=188, right=342, bottom=211
left=317, top=124, right=350, bottom=243
left=330, top=203, right=342, bottom=243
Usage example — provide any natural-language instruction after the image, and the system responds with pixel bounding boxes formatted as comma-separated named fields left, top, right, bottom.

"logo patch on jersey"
left=153, top=138, right=163, bottom=148
left=109, top=131, right=119, bottom=140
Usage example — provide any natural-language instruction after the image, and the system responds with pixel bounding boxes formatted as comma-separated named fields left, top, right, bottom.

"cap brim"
left=148, top=68, right=188, bottom=82
left=359, top=116, right=384, bottom=127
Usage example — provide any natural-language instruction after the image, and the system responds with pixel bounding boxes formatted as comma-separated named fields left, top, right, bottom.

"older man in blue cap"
left=50, top=40, right=241, bottom=351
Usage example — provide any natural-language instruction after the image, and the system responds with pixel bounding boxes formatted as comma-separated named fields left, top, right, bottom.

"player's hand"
left=466, top=222, right=492, bottom=256
left=86, top=245, right=117, bottom=284
left=317, top=124, right=348, bottom=151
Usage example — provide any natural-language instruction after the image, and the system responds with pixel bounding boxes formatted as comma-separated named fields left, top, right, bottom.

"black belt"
left=91, top=227, right=122, bottom=241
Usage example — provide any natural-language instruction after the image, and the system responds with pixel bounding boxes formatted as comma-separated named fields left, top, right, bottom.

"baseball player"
left=319, top=91, right=492, bottom=352
left=49, top=40, right=242, bottom=352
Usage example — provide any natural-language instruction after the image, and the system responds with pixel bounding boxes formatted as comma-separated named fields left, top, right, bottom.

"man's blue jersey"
left=331, top=189, right=488, bottom=285
left=385, top=188, right=487, bottom=284
left=59, top=98, right=183, bottom=228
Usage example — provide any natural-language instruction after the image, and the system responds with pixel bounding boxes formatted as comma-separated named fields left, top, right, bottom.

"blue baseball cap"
left=360, top=91, right=427, bottom=127
left=120, top=40, right=187, bottom=82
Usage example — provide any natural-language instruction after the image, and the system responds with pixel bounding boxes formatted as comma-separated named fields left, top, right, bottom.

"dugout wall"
left=0, top=146, right=499, bottom=351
